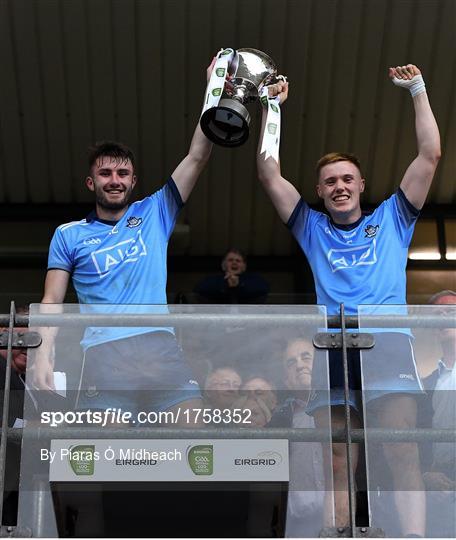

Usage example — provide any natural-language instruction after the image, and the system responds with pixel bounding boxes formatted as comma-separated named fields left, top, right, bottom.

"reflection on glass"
left=17, top=304, right=332, bottom=538
left=360, top=303, right=455, bottom=538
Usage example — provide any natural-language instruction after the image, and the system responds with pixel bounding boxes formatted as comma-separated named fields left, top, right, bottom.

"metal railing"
left=1, top=301, right=455, bottom=538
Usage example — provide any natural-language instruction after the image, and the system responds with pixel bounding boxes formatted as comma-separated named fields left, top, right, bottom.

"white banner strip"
left=259, top=86, right=281, bottom=164
left=201, top=48, right=235, bottom=117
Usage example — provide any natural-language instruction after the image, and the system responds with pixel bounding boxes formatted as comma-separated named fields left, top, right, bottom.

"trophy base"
left=200, top=99, right=250, bottom=147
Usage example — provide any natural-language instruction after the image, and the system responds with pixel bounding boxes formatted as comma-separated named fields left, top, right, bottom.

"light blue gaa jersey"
left=48, top=178, right=183, bottom=349
left=288, top=188, right=419, bottom=317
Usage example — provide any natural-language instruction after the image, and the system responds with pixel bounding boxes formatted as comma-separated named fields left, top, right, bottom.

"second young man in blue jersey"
left=256, top=64, right=441, bottom=537
left=34, top=66, right=215, bottom=426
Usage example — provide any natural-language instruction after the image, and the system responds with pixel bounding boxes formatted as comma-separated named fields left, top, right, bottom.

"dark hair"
left=88, top=141, right=136, bottom=174
left=316, top=152, right=362, bottom=179
left=242, top=374, right=276, bottom=390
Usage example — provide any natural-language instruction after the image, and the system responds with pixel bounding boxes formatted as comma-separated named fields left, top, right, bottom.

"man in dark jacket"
left=194, top=248, right=269, bottom=304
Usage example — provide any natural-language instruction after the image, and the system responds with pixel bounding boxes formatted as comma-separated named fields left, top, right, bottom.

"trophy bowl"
left=200, top=48, right=277, bottom=147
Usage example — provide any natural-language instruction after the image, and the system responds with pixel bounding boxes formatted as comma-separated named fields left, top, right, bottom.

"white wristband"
left=392, top=74, right=426, bottom=98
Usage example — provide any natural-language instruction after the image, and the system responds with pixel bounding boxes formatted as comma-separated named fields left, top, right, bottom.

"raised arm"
left=390, top=64, right=441, bottom=210
left=256, top=81, right=300, bottom=223
left=171, top=60, right=215, bottom=203
left=172, top=124, right=212, bottom=203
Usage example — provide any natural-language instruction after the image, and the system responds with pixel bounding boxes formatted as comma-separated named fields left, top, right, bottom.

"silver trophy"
left=200, top=48, right=278, bottom=147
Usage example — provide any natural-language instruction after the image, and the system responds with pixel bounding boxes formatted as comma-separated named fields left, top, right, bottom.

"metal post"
left=340, top=304, right=357, bottom=537
left=31, top=478, right=51, bottom=538
left=0, top=302, right=15, bottom=526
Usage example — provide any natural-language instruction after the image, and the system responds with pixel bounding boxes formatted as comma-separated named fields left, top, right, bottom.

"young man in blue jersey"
left=33, top=69, right=215, bottom=426
left=256, top=64, right=441, bottom=537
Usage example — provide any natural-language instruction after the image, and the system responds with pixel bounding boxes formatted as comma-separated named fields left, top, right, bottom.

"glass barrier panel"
left=17, top=303, right=333, bottom=537
left=359, top=304, right=456, bottom=538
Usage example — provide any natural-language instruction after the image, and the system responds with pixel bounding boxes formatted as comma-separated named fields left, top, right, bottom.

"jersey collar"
left=86, top=210, right=119, bottom=226
left=330, top=213, right=365, bottom=231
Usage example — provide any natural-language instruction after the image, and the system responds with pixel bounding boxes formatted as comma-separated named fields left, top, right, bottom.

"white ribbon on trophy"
left=201, top=48, right=235, bottom=117
left=200, top=48, right=286, bottom=153
left=259, top=85, right=282, bottom=164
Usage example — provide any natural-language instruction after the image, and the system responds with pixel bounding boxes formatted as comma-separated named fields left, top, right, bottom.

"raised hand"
left=266, top=80, right=289, bottom=104
left=389, top=64, right=425, bottom=97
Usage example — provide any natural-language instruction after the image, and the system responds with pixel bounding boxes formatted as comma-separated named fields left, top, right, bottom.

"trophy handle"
left=266, top=73, right=288, bottom=86
left=227, top=49, right=239, bottom=77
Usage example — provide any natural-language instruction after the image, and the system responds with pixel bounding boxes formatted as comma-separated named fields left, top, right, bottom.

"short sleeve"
left=287, top=199, right=320, bottom=255
left=47, top=228, right=73, bottom=272
left=155, top=177, right=184, bottom=239
left=386, top=189, right=420, bottom=247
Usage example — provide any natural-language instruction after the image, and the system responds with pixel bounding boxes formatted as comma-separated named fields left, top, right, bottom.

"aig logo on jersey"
left=91, top=230, right=147, bottom=278
left=327, top=239, right=377, bottom=273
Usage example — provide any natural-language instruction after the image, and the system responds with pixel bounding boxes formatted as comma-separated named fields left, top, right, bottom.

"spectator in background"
left=0, top=344, right=26, bottom=427
left=0, top=309, right=29, bottom=526
left=421, top=290, right=455, bottom=538
left=242, top=375, right=278, bottom=413
left=269, top=337, right=326, bottom=537
left=194, top=248, right=269, bottom=304
left=235, top=375, right=278, bottom=427
left=203, top=366, right=242, bottom=410
left=234, top=393, right=274, bottom=427
left=0, top=307, right=29, bottom=425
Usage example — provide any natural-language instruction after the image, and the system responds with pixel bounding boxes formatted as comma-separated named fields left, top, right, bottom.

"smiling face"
left=86, top=156, right=137, bottom=217
left=317, top=160, right=365, bottom=224
left=204, top=367, right=242, bottom=408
